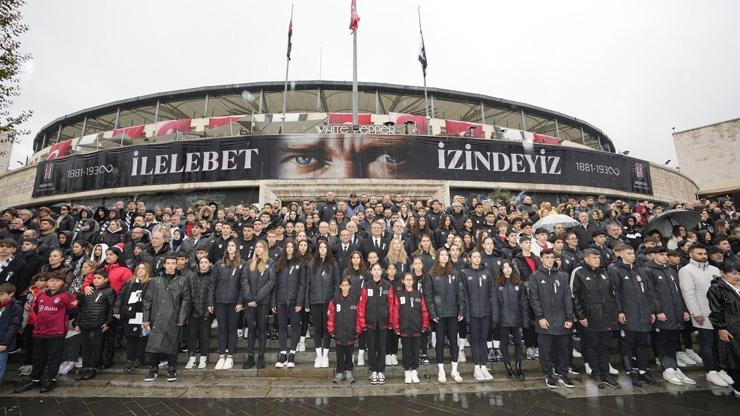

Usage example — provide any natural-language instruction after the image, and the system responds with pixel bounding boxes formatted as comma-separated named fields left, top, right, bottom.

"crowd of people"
left=0, top=192, right=738, bottom=396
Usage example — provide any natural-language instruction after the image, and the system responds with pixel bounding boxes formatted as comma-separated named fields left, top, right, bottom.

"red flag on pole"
left=349, top=0, right=360, bottom=32
left=48, top=140, right=72, bottom=160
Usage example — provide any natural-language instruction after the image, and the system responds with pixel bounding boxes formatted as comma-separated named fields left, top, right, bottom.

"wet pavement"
left=1, top=388, right=738, bottom=416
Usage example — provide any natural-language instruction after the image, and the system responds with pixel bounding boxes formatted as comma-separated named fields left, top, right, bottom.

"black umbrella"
left=646, top=209, right=701, bottom=238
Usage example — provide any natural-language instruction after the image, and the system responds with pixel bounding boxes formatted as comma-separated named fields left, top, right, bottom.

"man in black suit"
left=333, top=229, right=358, bottom=272
left=360, top=220, right=389, bottom=261
left=345, top=220, right=364, bottom=246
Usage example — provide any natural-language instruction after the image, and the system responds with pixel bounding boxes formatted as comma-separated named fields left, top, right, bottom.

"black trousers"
left=727, top=368, right=740, bottom=391
left=585, top=330, right=612, bottom=377
left=679, top=320, right=694, bottom=350
left=80, top=328, right=104, bottom=369
left=22, top=325, right=34, bottom=365
left=247, top=304, right=270, bottom=355
left=654, top=329, right=679, bottom=370
left=469, top=316, right=490, bottom=365
left=620, top=330, right=651, bottom=371
left=310, top=303, right=330, bottom=349
left=30, top=336, right=65, bottom=381
left=335, top=344, right=354, bottom=373
left=401, top=336, right=420, bottom=370
left=276, top=303, right=301, bottom=351
left=537, top=333, right=570, bottom=376
left=148, top=352, right=177, bottom=369
left=386, top=329, right=399, bottom=354
left=188, top=316, right=211, bottom=356
left=125, top=335, right=148, bottom=362
left=366, top=326, right=387, bottom=372
left=215, top=303, right=238, bottom=354
left=435, top=317, right=459, bottom=363
left=500, top=325, right=523, bottom=362
left=100, top=320, right=118, bottom=368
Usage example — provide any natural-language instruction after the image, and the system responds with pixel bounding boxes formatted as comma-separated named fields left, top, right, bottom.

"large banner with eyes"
left=33, top=135, right=652, bottom=197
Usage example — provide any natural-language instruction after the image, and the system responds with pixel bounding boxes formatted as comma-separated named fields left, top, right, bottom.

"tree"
left=0, top=0, right=33, bottom=156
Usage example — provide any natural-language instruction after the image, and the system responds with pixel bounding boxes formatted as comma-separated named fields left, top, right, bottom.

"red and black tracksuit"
left=390, top=286, right=429, bottom=371
left=361, top=278, right=395, bottom=373
left=31, top=288, right=78, bottom=382
left=327, top=292, right=366, bottom=374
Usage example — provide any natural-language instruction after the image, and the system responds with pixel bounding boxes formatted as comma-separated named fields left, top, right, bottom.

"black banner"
left=33, top=135, right=652, bottom=197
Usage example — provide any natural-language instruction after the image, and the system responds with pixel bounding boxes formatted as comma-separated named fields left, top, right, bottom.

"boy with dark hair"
left=73, top=270, right=115, bottom=380
left=14, top=273, right=78, bottom=393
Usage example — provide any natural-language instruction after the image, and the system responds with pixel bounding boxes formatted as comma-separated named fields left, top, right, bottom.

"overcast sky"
left=9, top=0, right=740, bottom=169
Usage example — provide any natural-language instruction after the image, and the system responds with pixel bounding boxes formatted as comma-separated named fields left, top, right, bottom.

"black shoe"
left=144, top=367, right=158, bottom=382
left=132, top=359, right=142, bottom=370
left=75, top=368, right=89, bottom=381
left=568, top=366, right=580, bottom=375
left=504, top=361, right=515, bottom=380
left=86, top=368, right=97, bottom=380
left=630, top=371, right=642, bottom=387
left=287, top=353, right=295, bottom=367
left=256, top=354, right=266, bottom=369
left=513, top=361, right=524, bottom=381
left=166, top=366, right=177, bottom=382
left=545, top=374, right=557, bottom=388
left=639, top=371, right=658, bottom=386
left=558, top=374, right=575, bottom=388
left=420, top=354, right=429, bottom=365
left=592, top=375, right=605, bottom=389
left=14, top=380, right=40, bottom=394
left=492, top=348, right=503, bottom=362
left=39, top=379, right=56, bottom=393
left=487, top=349, right=496, bottom=362
left=243, top=354, right=255, bottom=369
left=602, top=375, right=621, bottom=389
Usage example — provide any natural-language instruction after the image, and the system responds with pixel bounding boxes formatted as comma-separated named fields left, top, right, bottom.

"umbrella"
left=533, top=214, right=580, bottom=231
left=646, top=209, right=701, bottom=238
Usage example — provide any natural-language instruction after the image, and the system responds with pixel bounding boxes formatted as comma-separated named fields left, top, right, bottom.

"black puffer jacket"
left=460, top=266, right=497, bottom=322
left=305, top=259, right=340, bottom=305
left=571, top=265, right=619, bottom=331
left=74, top=283, right=115, bottom=330
left=560, top=246, right=583, bottom=277
left=643, top=261, right=687, bottom=330
left=496, top=279, right=530, bottom=327
left=241, top=258, right=276, bottom=306
left=189, top=269, right=212, bottom=319
left=528, top=267, right=573, bottom=335
left=609, top=261, right=656, bottom=332
left=423, top=270, right=465, bottom=320
left=208, top=261, right=244, bottom=305
left=272, top=259, right=306, bottom=308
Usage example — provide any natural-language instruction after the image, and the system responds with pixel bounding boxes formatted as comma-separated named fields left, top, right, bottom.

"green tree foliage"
left=0, top=0, right=32, bottom=155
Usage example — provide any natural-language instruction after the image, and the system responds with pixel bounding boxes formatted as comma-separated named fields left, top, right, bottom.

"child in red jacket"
left=390, top=272, right=430, bottom=384
left=327, top=277, right=366, bottom=383
left=14, top=273, right=78, bottom=394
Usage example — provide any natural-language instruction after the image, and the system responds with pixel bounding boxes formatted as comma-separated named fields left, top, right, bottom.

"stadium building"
left=0, top=80, right=698, bottom=208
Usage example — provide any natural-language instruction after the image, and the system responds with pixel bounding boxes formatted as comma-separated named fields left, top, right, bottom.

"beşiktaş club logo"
left=43, top=163, right=53, bottom=181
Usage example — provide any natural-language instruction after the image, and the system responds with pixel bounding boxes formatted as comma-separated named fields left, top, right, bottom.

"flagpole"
left=281, top=4, right=294, bottom=132
left=352, top=28, right=358, bottom=127
left=418, top=5, right=429, bottom=135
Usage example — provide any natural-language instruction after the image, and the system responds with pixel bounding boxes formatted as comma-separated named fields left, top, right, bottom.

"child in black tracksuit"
left=391, top=272, right=430, bottom=384
left=361, top=263, right=395, bottom=384
left=385, top=263, right=402, bottom=366
left=496, top=260, right=530, bottom=381
left=328, top=277, right=365, bottom=383
left=73, top=271, right=115, bottom=380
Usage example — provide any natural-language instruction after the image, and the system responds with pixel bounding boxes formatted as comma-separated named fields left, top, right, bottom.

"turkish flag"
left=328, top=113, right=372, bottom=125
left=48, top=140, right=72, bottom=160
left=533, top=133, right=560, bottom=145
left=112, top=124, right=146, bottom=139
left=389, top=112, right=427, bottom=133
left=445, top=120, right=484, bottom=138
left=208, top=116, right=243, bottom=129
left=349, top=0, right=360, bottom=32
left=155, top=119, right=192, bottom=136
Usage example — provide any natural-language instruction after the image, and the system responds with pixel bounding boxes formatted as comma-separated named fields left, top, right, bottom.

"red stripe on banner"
left=328, top=113, right=372, bottom=125
left=444, top=120, right=484, bottom=138
left=112, top=124, right=146, bottom=139
left=389, top=113, right=427, bottom=132
left=155, top=119, right=192, bottom=136
left=533, top=133, right=560, bottom=145
left=48, top=140, right=73, bottom=160
left=208, top=116, right=242, bottom=129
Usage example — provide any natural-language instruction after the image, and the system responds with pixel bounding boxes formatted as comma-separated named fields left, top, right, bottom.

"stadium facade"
left=0, top=81, right=698, bottom=208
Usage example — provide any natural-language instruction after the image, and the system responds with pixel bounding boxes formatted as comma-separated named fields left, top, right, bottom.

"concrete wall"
left=673, top=118, right=740, bottom=194
left=0, top=132, right=14, bottom=176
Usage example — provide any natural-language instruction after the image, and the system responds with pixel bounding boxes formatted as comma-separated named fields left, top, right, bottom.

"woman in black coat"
left=304, top=239, right=340, bottom=368
left=707, top=258, right=740, bottom=395
left=114, top=263, right=152, bottom=372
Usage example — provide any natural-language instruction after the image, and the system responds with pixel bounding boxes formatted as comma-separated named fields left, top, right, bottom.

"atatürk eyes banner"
left=33, top=135, right=652, bottom=197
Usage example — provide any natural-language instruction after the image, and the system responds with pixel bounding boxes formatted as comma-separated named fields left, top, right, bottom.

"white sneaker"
left=314, top=348, right=322, bottom=368
left=391, top=354, right=398, bottom=365
left=297, top=338, right=306, bottom=352
left=585, top=363, right=592, bottom=375
left=185, top=356, right=196, bottom=369
left=211, top=319, right=219, bottom=329
left=676, top=351, right=695, bottom=367
left=18, top=365, right=32, bottom=376
left=58, top=361, right=75, bottom=375
left=481, top=366, right=494, bottom=380
left=662, top=368, right=683, bottom=385
left=718, top=370, right=735, bottom=385
left=411, top=369, right=420, bottom=383
left=237, top=329, right=244, bottom=338
left=75, top=357, right=83, bottom=368
left=474, top=365, right=485, bottom=381
left=608, top=363, right=619, bottom=375
left=526, top=347, right=536, bottom=360
left=458, top=350, right=466, bottom=363
left=386, top=355, right=392, bottom=366
left=198, top=356, right=207, bottom=369
left=404, top=370, right=412, bottom=384
left=224, top=356, right=233, bottom=369
left=321, top=349, right=330, bottom=368
left=357, top=350, right=365, bottom=366
left=706, top=370, right=729, bottom=387
left=684, top=349, right=703, bottom=365
left=572, top=348, right=582, bottom=358
left=533, top=347, right=539, bottom=358
left=451, top=369, right=463, bottom=383
left=438, top=366, right=447, bottom=383
left=676, top=369, right=696, bottom=385
left=215, top=356, right=226, bottom=370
